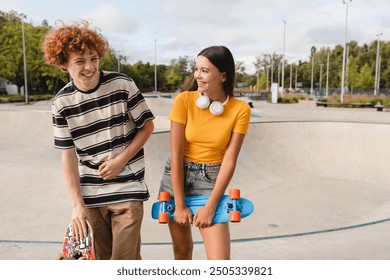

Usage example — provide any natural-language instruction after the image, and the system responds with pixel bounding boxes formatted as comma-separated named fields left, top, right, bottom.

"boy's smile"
left=62, top=49, right=100, bottom=92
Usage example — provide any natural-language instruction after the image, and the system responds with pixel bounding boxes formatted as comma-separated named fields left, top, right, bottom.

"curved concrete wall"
left=144, top=121, right=390, bottom=241
left=234, top=121, right=390, bottom=190
left=2, top=110, right=390, bottom=245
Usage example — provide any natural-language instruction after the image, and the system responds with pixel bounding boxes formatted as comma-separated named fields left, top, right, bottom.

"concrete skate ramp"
left=0, top=110, right=69, bottom=244
left=1, top=108, right=390, bottom=256
left=143, top=121, right=390, bottom=243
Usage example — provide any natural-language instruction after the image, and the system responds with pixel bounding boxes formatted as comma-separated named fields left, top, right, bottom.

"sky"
left=1, top=0, right=389, bottom=74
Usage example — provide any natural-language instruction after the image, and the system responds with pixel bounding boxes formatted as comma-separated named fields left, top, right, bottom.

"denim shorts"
left=159, top=157, right=221, bottom=198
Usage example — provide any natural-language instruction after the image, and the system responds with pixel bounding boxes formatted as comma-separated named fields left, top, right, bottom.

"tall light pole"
left=115, top=49, right=120, bottom=72
left=310, top=46, right=315, bottom=97
left=374, top=32, right=382, bottom=95
left=270, top=54, right=274, bottom=85
left=319, top=64, right=323, bottom=93
left=21, top=15, right=29, bottom=104
left=255, top=62, right=260, bottom=94
left=281, top=19, right=286, bottom=97
left=288, top=56, right=294, bottom=91
left=341, top=0, right=352, bottom=103
left=266, top=64, right=269, bottom=91
left=326, top=51, right=330, bottom=97
left=378, top=55, right=382, bottom=94
left=154, top=39, right=157, bottom=93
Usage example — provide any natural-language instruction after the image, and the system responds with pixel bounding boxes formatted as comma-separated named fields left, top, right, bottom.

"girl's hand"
left=193, top=205, right=216, bottom=228
left=174, top=206, right=193, bottom=226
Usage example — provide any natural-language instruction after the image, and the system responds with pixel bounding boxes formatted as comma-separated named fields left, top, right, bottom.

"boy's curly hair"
left=42, top=19, right=109, bottom=67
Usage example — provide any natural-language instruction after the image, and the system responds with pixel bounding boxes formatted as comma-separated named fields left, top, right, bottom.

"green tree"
left=100, top=49, right=120, bottom=72
left=257, top=71, right=267, bottom=90
left=357, top=63, right=374, bottom=89
left=163, top=56, right=193, bottom=92
left=379, top=41, right=390, bottom=90
left=165, top=68, right=180, bottom=92
left=0, top=11, right=66, bottom=94
left=347, top=56, right=359, bottom=92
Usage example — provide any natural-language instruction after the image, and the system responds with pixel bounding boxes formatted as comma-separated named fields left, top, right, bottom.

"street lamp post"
left=341, top=0, right=352, bottom=103
left=154, top=39, right=157, bottom=93
left=310, top=46, right=315, bottom=97
left=319, top=64, right=323, bottom=93
left=281, top=20, right=286, bottom=97
left=266, top=64, right=270, bottom=91
left=374, top=33, right=382, bottom=95
left=326, top=51, right=330, bottom=97
left=289, top=63, right=292, bottom=91
left=115, top=49, right=120, bottom=72
left=256, top=65, right=260, bottom=94
left=265, top=56, right=270, bottom=91
left=379, top=55, right=382, bottom=85
left=21, top=16, right=29, bottom=104
left=270, top=55, right=274, bottom=85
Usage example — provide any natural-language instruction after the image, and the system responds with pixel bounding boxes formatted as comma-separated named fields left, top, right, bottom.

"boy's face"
left=62, top=48, right=100, bottom=92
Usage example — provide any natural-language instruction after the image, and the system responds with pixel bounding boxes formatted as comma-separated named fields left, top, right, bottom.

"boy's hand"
left=71, top=206, right=88, bottom=240
left=97, top=157, right=125, bottom=180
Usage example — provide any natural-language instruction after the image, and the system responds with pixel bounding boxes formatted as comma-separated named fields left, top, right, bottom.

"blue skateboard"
left=151, top=189, right=254, bottom=224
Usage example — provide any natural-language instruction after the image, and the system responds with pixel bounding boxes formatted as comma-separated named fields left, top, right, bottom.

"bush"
left=267, top=93, right=306, bottom=104
left=320, top=94, right=390, bottom=106
left=0, top=94, right=53, bottom=103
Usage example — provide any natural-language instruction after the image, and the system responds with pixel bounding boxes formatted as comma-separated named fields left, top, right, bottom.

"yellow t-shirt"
left=169, top=91, right=251, bottom=163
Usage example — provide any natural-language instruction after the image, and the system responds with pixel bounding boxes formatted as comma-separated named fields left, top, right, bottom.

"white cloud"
left=85, top=4, right=138, bottom=34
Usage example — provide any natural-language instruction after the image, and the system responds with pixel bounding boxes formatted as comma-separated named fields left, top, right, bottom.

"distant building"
left=236, top=82, right=248, bottom=88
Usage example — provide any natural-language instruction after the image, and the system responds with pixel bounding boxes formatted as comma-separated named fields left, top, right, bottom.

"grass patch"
left=0, top=94, right=53, bottom=103
left=318, top=94, right=390, bottom=106
left=267, top=93, right=307, bottom=104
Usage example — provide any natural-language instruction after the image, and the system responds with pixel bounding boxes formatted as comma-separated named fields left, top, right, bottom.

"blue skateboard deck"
left=151, top=189, right=254, bottom=224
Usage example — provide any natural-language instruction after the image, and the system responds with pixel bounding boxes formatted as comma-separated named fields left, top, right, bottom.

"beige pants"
left=86, top=201, right=144, bottom=260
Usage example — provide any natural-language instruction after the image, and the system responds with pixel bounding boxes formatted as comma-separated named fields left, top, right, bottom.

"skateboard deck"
left=61, top=220, right=95, bottom=260
left=152, top=189, right=254, bottom=224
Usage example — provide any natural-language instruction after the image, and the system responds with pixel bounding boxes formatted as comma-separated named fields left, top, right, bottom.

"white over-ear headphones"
left=196, top=92, right=229, bottom=115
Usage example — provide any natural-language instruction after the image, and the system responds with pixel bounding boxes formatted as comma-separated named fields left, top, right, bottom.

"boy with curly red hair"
left=43, top=20, right=154, bottom=260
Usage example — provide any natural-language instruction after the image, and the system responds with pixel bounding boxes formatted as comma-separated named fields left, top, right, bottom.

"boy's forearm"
left=117, top=119, right=154, bottom=165
left=62, top=149, right=85, bottom=208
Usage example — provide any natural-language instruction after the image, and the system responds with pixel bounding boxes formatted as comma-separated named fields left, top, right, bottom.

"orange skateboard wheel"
left=230, top=211, right=241, bottom=222
left=159, top=192, right=170, bottom=202
left=158, top=213, right=170, bottom=224
left=229, top=189, right=241, bottom=200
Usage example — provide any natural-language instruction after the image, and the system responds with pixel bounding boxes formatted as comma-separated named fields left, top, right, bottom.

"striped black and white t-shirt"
left=52, top=71, right=155, bottom=207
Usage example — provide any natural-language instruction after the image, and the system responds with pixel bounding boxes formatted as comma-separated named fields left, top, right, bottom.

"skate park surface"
left=1, top=95, right=390, bottom=260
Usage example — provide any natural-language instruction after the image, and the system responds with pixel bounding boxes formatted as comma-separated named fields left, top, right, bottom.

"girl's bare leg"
left=200, top=223, right=230, bottom=260
left=168, top=222, right=194, bottom=260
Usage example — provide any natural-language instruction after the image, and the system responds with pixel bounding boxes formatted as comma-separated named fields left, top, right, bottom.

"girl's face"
left=62, top=48, right=100, bottom=92
left=194, top=55, right=226, bottom=97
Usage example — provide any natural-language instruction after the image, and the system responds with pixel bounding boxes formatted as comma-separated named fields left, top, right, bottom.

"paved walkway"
left=1, top=97, right=390, bottom=260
